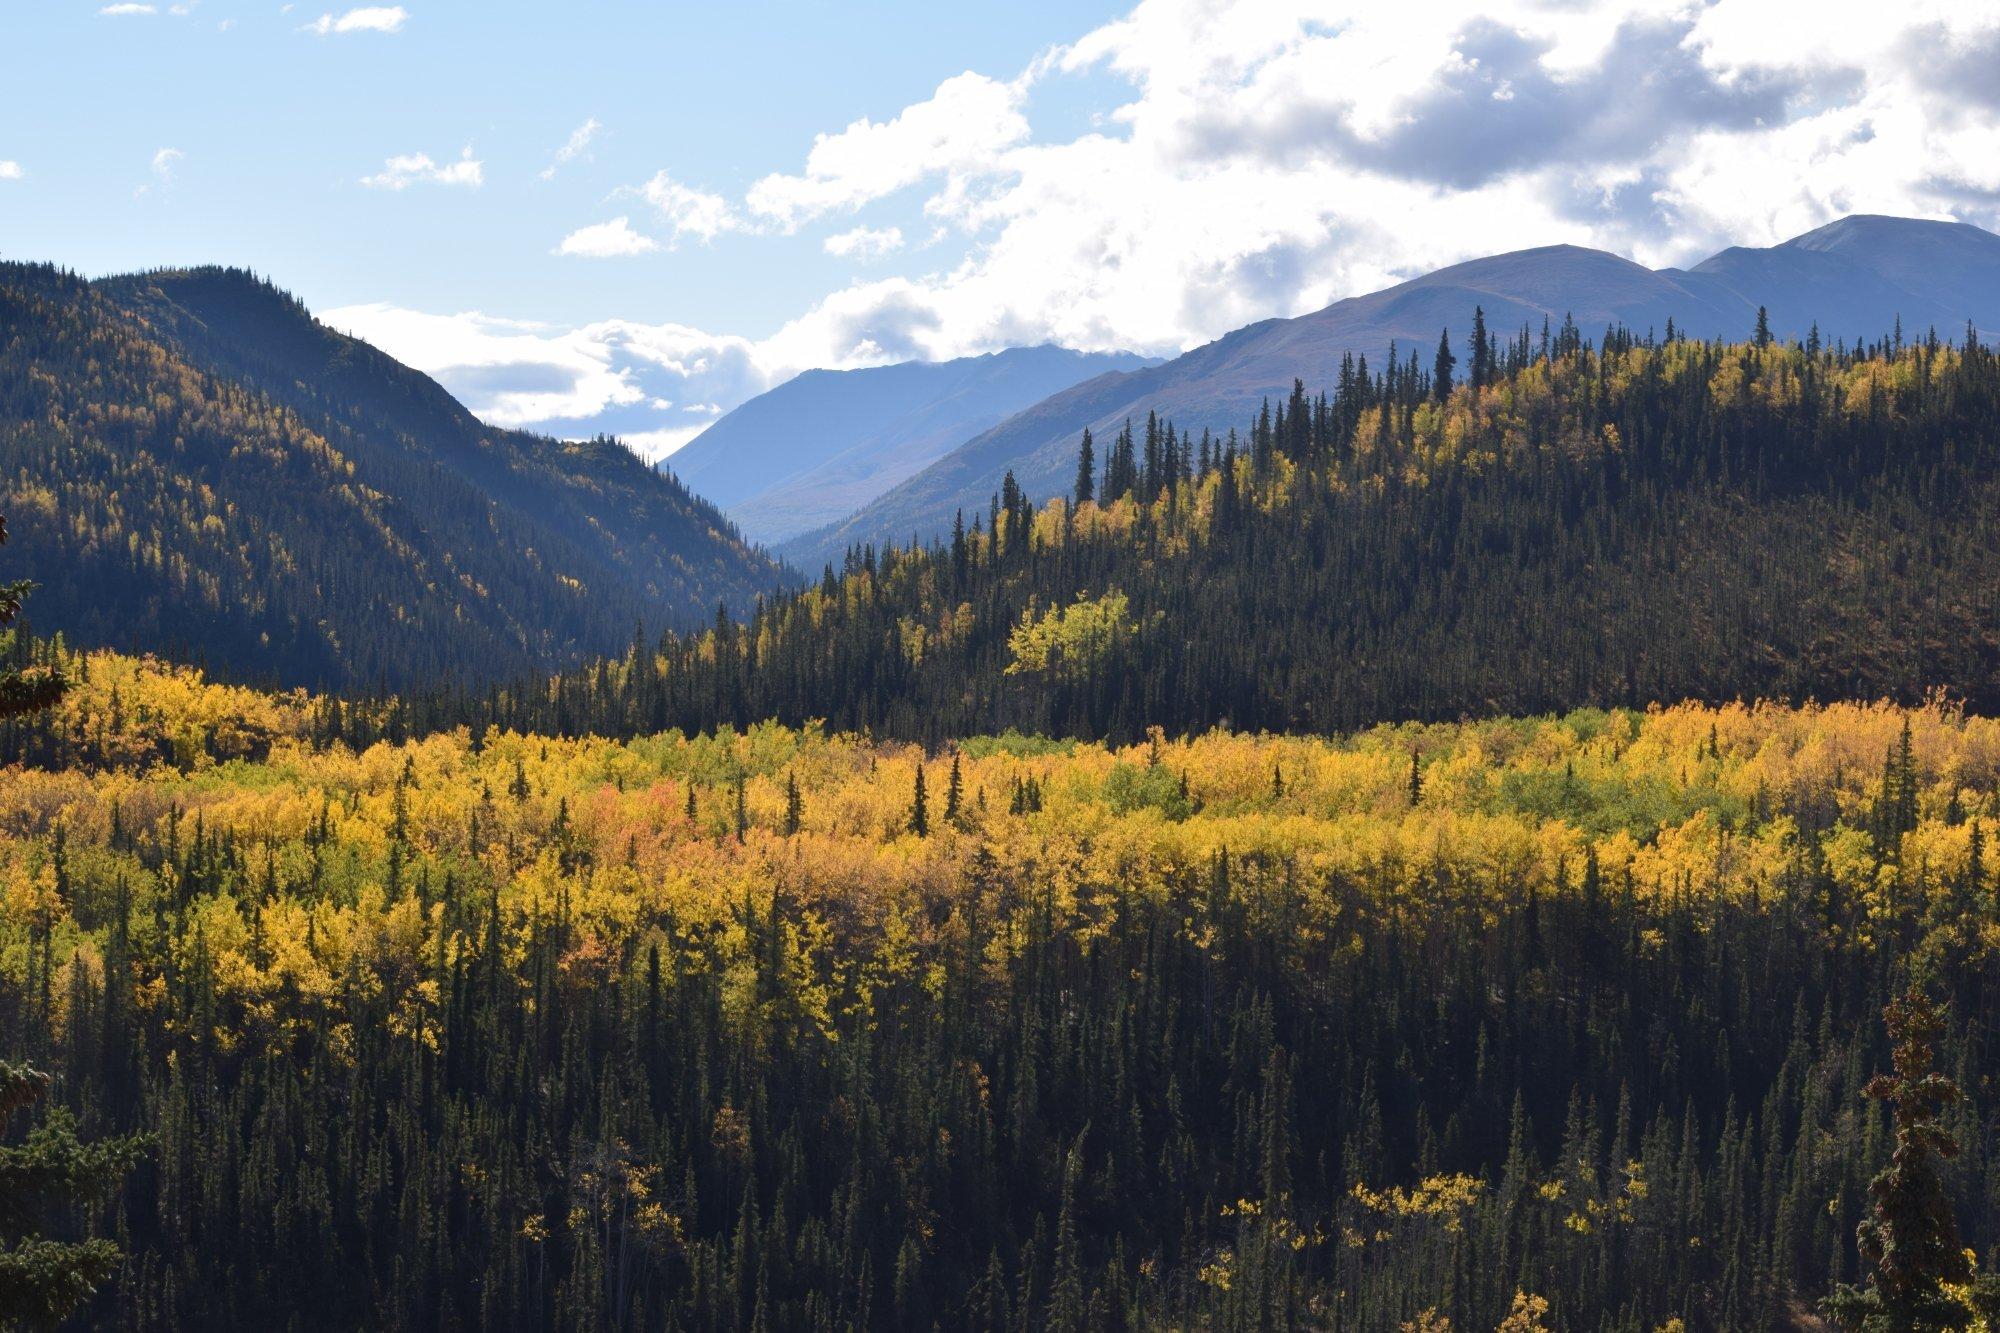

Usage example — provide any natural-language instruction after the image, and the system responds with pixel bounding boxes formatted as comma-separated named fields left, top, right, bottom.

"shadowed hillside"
left=0, top=263, right=787, bottom=689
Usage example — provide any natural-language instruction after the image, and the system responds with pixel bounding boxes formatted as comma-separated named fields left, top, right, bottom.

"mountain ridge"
left=0, top=262, right=787, bottom=690
left=664, top=344, right=1156, bottom=545
left=779, top=214, right=2000, bottom=568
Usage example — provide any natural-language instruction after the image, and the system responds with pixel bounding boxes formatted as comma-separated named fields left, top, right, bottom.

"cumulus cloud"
left=745, top=71, right=1029, bottom=229
left=823, top=225, right=905, bottom=261
left=630, top=171, right=739, bottom=244
left=303, top=5, right=405, bottom=35
left=556, top=216, right=659, bottom=259
left=0, top=161, right=21, bottom=181
left=325, top=304, right=776, bottom=460
left=99, top=4, right=157, bottom=14
left=136, top=147, right=182, bottom=196
left=341, top=0, right=2000, bottom=450
left=360, top=146, right=482, bottom=190
left=539, top=118, right=601, bottom=181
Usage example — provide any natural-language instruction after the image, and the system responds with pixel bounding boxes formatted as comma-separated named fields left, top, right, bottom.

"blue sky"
left=3, top=0, right=1125, bottom=334
left=7, top=1, right=2000, bottom=456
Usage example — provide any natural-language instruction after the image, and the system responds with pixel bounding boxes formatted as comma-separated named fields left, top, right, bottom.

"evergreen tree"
left=1073, top=429, right=1095, bottom=507
left=1470, top=306, right=1490, bottom=392
left=909, top=762, right=928, bottom=838
left=0, top=519, right=64, bottom=721
left=0, top=1063, right=145, bottom=1328
left=1432, top=329, right=1455, bottom=402
left=1825, top=986, right=2000, bottom=1330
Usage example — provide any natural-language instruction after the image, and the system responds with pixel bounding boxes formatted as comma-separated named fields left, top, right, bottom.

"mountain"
left=407, top=326, right=2000, bottom=744
left=0, top=263, right=785, bottom=690
left=663, top=345, right=1156, bottom=545
left=780, top=214, right=2000, bottom=567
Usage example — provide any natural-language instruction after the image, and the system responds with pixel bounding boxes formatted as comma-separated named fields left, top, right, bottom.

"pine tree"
left=1825, top=985, right=1999, bottom=1330
left=1073, top=429, right=1095, bottom=507
left=783, top=771, right=802, bottom=837
left=0, top=518, right=64, bottom=721
left=1756, top=305, right=1773, bottom=348
left=909, top=762, right=928, bottom=838
left=0, top=1062, right=146, bottom=1327
left=944, top=754, right=963, bottom=828
left=1470, top=306, right=1490, bottom=393
left=1432, top=329, right=1455, bottom=402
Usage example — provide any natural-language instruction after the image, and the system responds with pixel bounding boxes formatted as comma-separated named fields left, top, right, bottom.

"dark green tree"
left=1073, top=429, right=1095, bottom=507
left=909, top=762, right=928, bottom=838
left=0, top=519, right=64, bottom=721
left=0, top=1064, right=144, bottom=1329
left=1470, top=306, right=1490, bottom=392
left=1432, top=329, right=1455, bottom=402
left=1825, top=985, right=1999, bottom=1330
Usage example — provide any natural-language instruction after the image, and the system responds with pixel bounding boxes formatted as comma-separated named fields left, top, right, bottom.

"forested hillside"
left=780, top=215, right=2000, bottom=567
left=405, top=323, right=2000, bottom=746
left=2, top=646, right=1999, bottom=1328
left=0, top=264, right=784, bottom=691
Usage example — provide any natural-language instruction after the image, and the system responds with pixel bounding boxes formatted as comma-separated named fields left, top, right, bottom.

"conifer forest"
left=7, top=310, right=2000, bottom=1330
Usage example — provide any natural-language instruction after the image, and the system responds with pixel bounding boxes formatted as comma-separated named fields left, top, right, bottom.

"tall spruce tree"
left=0, top=520, right=63, bottom=721
left=1825, top=985, right=2000, bottom=1330
left=1073, top=429, right=1095, bottom=507
left=1432, top=329, right=1455, bottom=401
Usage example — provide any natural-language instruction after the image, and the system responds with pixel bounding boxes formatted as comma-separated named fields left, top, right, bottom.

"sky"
left=7, top=1, right=2000, bottom=458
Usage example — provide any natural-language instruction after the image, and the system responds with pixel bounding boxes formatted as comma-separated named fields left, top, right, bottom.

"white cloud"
left=745, top=71, right=1030, bottom=229
left=823, top=225, right=905, bottom=261
left=324, top=303, right=776, bottom=460
left=98, top=3, right=156, bottom=14
left=336, top=0, right=2000, bottom=450
left=360, top=145, right=482, bottom=190
left=539, top=118, right=601, bottom=181
left=0, top=162, right=21, bottom=181
left=556, top=216, right=659, bottom=259
left=303, top=5, right=405, bottom=35
left=135, top=146, right=183, bottom=195
left=631, top=171, right=740, bottom=244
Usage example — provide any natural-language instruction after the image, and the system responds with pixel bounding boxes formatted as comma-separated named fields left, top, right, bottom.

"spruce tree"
left=909, top=762, right=928, bottom=838
left=1073, top=429, right=1095, bottom=507
left=1470, top=306, right=1490, bottom=392
left=0, top=1063, right=146, bottom=1327
left=0, top=519, right=64, bottom=721
left=1432, top=329, right=1455, bottom=402
left=1825, top=985, right=2000, bottom=1330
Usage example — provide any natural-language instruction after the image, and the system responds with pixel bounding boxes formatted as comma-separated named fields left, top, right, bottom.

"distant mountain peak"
left=782, top=212, right=2000, bottom=569
left=667, top=343, right=1159, bottom=545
